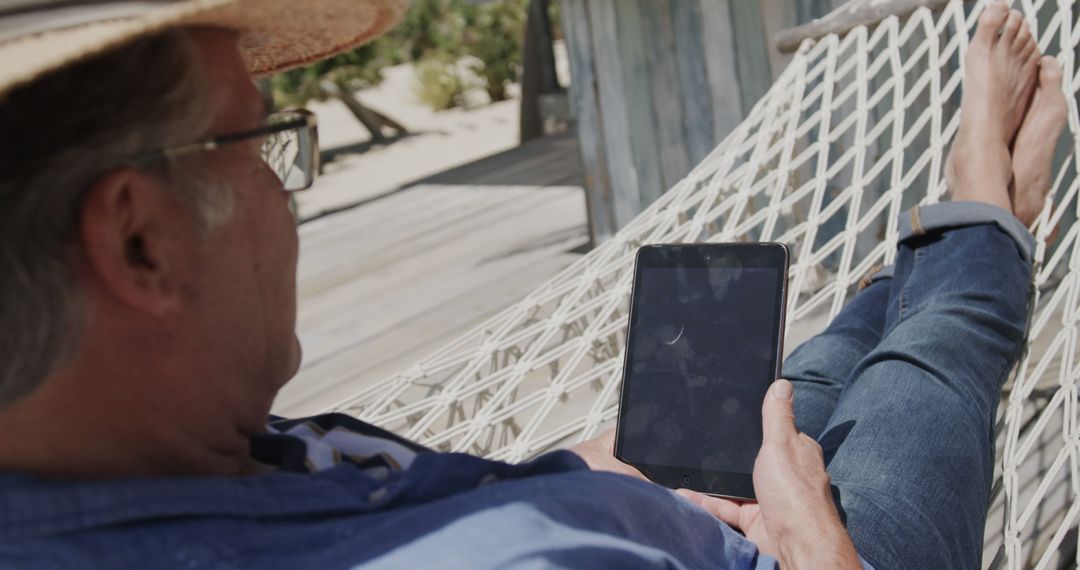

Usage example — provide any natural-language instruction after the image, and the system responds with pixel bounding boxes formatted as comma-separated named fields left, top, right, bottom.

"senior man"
left=0, top=0, right=1064, bottom=569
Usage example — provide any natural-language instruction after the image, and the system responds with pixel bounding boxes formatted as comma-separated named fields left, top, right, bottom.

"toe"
left=1000, top=9, right=1024, bottom=45
left=974, top=1, right=1009, bottom=46
left=1026, top=58, right=1041, bottom=88
left=1039, top=56, right=1063, bottom=85
left=1019, top=38, right=1037, bottom=61
left=1021, top=50, right=1039, bottom=77
left=1020, top=46, right=1040, bottom=75
left=1013, top=20, right=1033, bottom=52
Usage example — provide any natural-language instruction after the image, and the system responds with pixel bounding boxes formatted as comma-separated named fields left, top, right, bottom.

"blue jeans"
left=783, top=202, right=1035, bottom=570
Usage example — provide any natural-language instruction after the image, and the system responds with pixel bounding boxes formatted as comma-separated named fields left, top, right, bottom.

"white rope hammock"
left=330, top=0, right=1080, bottom=567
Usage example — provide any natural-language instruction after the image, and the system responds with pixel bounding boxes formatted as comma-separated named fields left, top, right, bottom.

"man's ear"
left=78, top=168, right=190, bottom=316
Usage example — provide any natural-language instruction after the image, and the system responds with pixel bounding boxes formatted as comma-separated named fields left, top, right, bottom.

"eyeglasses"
left=136, top=109, right=320, bottom=193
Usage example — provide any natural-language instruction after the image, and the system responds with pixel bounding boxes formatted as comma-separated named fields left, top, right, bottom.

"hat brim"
left=0, top=0, right=409, bottom=98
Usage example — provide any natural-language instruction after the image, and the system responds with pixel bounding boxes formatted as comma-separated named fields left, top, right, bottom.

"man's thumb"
left=762, top=379, right=797, bottom=444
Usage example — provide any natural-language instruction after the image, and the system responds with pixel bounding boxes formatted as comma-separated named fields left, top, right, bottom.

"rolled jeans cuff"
left=898, top=202, right=1035, bottom=264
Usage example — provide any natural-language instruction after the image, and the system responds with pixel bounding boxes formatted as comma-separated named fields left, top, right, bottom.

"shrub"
left=272, top=40, right=396, bottom=108
left=466, top=2, right=526, bottom=102
left=412, top=58, right=466, bottom=111
left=271, top=0, right=532, bottom=111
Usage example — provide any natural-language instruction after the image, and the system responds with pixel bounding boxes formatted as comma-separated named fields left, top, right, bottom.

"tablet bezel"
left=613, top=242, right=789, bottom=501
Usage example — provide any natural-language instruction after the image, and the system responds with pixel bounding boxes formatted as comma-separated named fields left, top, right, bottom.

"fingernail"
left=772, top=379, right=793, bottom=401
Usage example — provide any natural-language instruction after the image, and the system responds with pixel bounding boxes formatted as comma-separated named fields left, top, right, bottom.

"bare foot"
left=1011, top=56, right=1069, bottom=227
left=945, top=2, right=1040, bottom=212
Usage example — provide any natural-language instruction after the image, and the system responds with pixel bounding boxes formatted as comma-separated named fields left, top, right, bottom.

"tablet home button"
left=681, top=474, right=692, bottom=486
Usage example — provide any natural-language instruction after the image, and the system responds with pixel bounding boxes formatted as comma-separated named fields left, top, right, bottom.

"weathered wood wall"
left=562, top=0, right=844, bottom=243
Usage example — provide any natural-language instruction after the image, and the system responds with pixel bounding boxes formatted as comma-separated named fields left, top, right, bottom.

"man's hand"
left=569, top=381, right=861, bottom=569
left=568, top=428, right=647, bottom=480
left=683, top=380, right=861, bottom=569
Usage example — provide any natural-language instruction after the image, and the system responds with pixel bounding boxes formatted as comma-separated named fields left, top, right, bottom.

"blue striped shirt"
left=0, top=413, right=790, bottom=569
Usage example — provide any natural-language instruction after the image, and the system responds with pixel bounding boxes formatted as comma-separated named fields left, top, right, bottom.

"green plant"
left=269, top=1, right=463, bottom=108
left=412, top=58, right=466, bottom=111
left=271, top=41, right=393, bottom=108
left=397, top=0, right=471, bottom=60
left=270, top=0, right=531, bottom=111
left=466, top=1, right=527, bottom=102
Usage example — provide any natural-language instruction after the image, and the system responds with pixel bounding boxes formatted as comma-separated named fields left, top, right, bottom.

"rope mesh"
left=329, top=1, right=1080, bottom=566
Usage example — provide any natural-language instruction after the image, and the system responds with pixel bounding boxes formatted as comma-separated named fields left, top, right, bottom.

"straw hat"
left=0, top=0, right=410, bottom=99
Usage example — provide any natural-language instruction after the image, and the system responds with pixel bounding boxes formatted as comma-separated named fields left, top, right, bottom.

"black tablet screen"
left=618, top=261, right=782, bottom=475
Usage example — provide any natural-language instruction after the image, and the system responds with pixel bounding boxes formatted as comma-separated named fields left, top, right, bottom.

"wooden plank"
left=639, top=0, right=691, bottom=190
left=275, top=185, right=587, bottom=415
left=561, top=0, right=616, bottom=244
left=759, top=1, right=800, bottom=80
left=295, top=189, right=553, bottom=321
left=775, top=0, right=957, bottom=54
left=297, top=189, right=525, bottom=304
left=296, top=192, right=576, bottom=362
left=669, top=0, right=716, bottom=165
left=296, top=188, right=564, bottom=362
left=588, top=0, right=643, bottom=229
left=296, top=186, right=508, bottom=267
left=460, top=134, right=581, bottom=186
left=415, top=131, right=580, bottom=187
left=697, top=0, right=745, bottom=145
left=296, top=133, right=584, bottom=282
left=278, top=251, right=582, bottom=415
left=298, top=183, right=487, bottom=249
left=614, top=0, right=664, bottom=207
left=729, top=0, right=774, bottom=114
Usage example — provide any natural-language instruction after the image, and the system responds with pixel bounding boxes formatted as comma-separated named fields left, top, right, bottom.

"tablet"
left=614, top=243, right=788, bottom=500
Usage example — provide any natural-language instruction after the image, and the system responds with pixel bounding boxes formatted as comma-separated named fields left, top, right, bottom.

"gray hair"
left=0, top=28, right=232, bottom=406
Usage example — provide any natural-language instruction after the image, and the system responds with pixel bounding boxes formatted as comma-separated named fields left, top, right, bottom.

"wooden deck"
left=272, top=132, right=588, bottom=416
